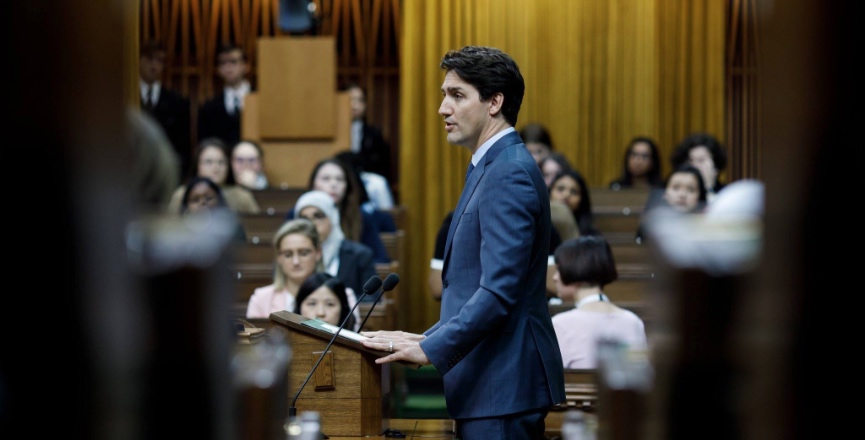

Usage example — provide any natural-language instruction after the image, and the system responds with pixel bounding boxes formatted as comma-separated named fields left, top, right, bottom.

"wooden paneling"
left=140, top=0, right=401, bottom=175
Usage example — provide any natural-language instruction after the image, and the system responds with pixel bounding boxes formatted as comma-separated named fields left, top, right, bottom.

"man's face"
left=140, top=51, right=165, bottom=84
left=438, top=71, right=491, bottom=150
left=216, top=49, right=249, bottom=87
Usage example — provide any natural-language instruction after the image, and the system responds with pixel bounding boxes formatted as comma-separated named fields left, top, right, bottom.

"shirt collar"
left=470, top=127, right=515, bottom=166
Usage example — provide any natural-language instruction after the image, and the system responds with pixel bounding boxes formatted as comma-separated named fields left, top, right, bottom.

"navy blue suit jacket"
left=419, top=130, right=566, bottom=419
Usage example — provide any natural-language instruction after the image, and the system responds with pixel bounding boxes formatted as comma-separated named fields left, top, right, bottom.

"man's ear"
left=488, top=92, right=504, bottom=117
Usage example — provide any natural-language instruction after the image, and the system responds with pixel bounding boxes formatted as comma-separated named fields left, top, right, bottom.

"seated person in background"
left=549, top=169, right=601, bottom=238
left=179, top=176, right=246, bottom=242
left=539, top=151, right=574, bottom=189
left=167, top=137, right=260, bottom=214
left=519, top=122, right=555, bottom=166
left=293, top=190, right=378, bottom=301
left=551, top=235, right=648, bottom=368
left=429, top=210, right=562, bottom=301
left=246, top=218, right=361, bottom=325
left=285, top=157, right=391, bottom=263
left=345, top=82, right=393, bottom=183
left=608, top=136, right=664, bottom=190
left=636, top=164, right=708, bottom=243
left=294, top=272, right=358, bottom=332
left=670, top=132, right=728, bottom=203
left=335, top=150, right=396, bottom=211
left=230, top=139, right=269, bottom=190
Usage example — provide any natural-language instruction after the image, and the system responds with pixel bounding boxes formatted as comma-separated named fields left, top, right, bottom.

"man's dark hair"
left=216, top=42, right=247, bottom=62
left=140, top=39, right=165, bottom=58
left=440, top=46, right=525, bottom=127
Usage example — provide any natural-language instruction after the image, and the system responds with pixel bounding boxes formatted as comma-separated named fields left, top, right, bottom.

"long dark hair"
left=293, top=272, right=353, bottom=329
left=307, top=157, right=363, bottom=241
left=550, top=169, right=600, bottom=237
left=615, top=136, right=662, bottom=187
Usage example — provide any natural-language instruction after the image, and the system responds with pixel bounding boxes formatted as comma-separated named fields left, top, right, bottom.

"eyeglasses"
left=200, top=159, right=226, bottom=167
left=232, top=157, right=260, bottom=165
left=278, top=249, right=316, bottom=259
left=629, top=152, right=651, bottom=159
left=300, top=211, right=328, bottom=222
left=217, top=57, right=244, bottom=66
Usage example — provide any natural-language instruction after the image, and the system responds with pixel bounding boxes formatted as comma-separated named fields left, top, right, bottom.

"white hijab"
left=294, top=190, right=344, bottom=272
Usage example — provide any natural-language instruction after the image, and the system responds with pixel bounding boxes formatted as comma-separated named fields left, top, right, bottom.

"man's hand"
left=360, top=330, right=431, bottom=365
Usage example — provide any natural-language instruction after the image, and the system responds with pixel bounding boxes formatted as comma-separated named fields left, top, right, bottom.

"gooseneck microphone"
left=359, top=273, right=400, bottom=331
left=289, top=275, right=383, bottom=417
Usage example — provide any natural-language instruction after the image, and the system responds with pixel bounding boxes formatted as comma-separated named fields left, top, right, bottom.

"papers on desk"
left=301, top=318, right=369, bottom=342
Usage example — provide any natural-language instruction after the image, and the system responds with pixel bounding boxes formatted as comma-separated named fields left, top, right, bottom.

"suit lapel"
left=441, top=132, right=522, bottom=275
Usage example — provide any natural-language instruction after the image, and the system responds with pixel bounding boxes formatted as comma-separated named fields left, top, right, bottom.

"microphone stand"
left=359, top=273, right=400, bottom=331
left=288, top=275, right=383, bottom=429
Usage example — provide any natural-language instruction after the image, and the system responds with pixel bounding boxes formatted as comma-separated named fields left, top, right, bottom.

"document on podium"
left=301, top=318, right=369, bottom=342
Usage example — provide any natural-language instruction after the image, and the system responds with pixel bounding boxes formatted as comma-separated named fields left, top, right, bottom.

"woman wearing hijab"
left=293, top=190, right=378, bottom=301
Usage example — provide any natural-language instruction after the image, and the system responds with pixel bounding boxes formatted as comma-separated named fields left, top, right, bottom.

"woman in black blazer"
left=293, top=190, right=377, bottom=301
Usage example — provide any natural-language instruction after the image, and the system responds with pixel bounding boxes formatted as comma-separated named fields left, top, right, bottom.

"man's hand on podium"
left=361, top=330, right=430, bottom=366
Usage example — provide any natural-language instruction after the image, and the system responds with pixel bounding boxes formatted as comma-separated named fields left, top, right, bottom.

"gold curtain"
left=400, top=0, right=726, bottom=332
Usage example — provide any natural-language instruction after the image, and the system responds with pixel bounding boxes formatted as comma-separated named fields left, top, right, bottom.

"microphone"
left=359, top=273, right=400, bottom=331
left=289, top=275, right=383, bottom=418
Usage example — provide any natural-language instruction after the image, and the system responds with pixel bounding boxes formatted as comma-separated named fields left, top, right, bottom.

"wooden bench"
left=589, top=187, right=651, bottom=216
left=238, top=212, right=285, bottom=244
left=250, top=187, right=306, bottom=215
left=379, top=230, right=406, bottom=268
left=545, top=369, right=599, bottom=437
left=610, top=241, right=651, bottom=265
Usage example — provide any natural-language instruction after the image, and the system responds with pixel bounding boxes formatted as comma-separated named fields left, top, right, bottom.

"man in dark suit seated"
left=139, top=39, right=191, bottom=181
left=197, top=43, right=251, bottom=148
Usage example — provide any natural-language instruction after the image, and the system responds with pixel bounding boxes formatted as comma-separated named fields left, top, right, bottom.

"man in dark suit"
left=362, top=46, right=565, bottom=439
left=197, top=43, right=251, bottom=148
left=345, top=83, right=393, bottom=183
left=139, top=40, right=191, bottom=181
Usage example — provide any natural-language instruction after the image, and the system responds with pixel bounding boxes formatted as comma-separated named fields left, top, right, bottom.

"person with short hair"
left=197, top=43, right=251, bottom=146
left=139, top=39, right=191, bottom=180
left=551, top=235, right=648, bottom=368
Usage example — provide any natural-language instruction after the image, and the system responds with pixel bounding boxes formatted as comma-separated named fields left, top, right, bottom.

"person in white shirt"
left=197, top=43, right=251, bottom=146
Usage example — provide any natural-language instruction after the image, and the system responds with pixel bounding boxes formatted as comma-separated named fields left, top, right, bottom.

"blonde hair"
left=272, top=218, right=324, bottom=290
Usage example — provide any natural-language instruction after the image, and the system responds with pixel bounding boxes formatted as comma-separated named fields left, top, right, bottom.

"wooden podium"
left=270, top=310, right=416, bottom=437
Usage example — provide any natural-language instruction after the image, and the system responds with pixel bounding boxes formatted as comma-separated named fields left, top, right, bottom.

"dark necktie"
left=144, top=86, right=154, bottom=109
left=465, top=163, right=475, bottom=183
left=233, top=95, right=241, bottom=114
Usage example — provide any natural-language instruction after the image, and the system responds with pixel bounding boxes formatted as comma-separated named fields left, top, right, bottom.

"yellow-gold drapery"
left=400, top=0, right=726, bottom=332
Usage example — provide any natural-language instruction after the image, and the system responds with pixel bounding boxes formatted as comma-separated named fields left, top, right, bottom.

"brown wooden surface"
left=594, top=212, right=643, bottom=235
left=251, top=187, right=306, bottom=215
left=379, top=230, right=405, bottom=268
left=257, top=37, right=337, bottom=139
left=270, top=310, right=395, bottom=437
left=589, top=187, right=651, bottom=215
